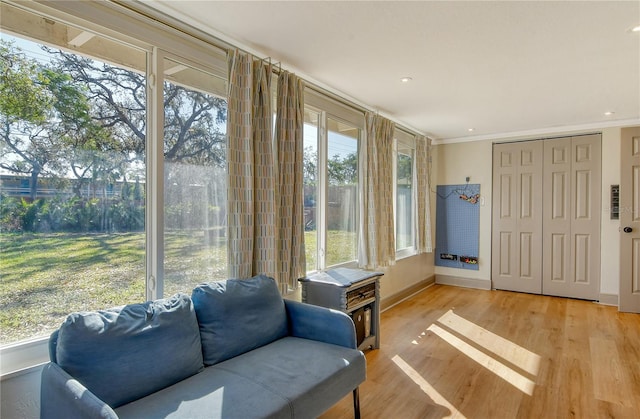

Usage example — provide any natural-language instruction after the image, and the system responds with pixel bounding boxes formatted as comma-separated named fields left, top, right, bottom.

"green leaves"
left=0, top=40, right=51, bottom=124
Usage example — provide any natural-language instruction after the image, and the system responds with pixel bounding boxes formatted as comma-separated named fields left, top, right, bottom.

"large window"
left=303, top=95, right=363, bottom=272
left=0, top=4, right=227, bottom=349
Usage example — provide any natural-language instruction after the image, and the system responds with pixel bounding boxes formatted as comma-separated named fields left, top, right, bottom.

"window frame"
left=303, top=92, right=365, bottom=273
left=394, top=129, right=418, bottom=260
left=324, top=114, right=361, bottom=269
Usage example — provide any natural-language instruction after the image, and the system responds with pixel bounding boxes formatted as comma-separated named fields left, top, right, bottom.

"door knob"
left=623, top=227, right=633, bottom=233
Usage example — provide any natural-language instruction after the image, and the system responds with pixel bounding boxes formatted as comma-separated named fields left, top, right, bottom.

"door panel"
left=633, top=240, right=640, bottom=293
left=520, top=232, right=532, bottom=278
left=500, top=174, right=513, bottom=218
left=551, top=172, right=567, bottom=219
left=551, top=234, right=566, bottom=281
left=499, top=232, right=512, bottom=276
left=492, top=141, right=543, bottom=294
left=574, top=234, right=590, bottom=283
left=521, top=173, right=534, bottom=218
left=620, top=127, right=640, bottom=312
left=575, top=170, right=591, bottom=219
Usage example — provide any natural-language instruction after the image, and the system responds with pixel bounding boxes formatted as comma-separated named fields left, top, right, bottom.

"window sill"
left=395, top=248, right=417, bottom=261
left=0, top=336, right=49, bottom=378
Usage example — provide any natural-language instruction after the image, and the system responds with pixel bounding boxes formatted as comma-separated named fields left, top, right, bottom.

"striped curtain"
left=359, top=112, right=396, bottom=269
left=416, top=135, right=433, bottom=253
left=227, top=50, right=276, bottom=279
left=275, top=71, right=306, bottom=293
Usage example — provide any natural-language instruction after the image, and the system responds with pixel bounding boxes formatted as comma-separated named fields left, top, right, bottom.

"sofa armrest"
left=41, top=363, right=118, bottom=419
left=284, top=300, right=357, bottom=349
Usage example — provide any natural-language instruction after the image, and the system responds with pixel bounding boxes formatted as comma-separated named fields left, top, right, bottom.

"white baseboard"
left=598, top=293, right=618, bottom=306
left=380, top=275, right=435, bottom=311
left=435, top=274, right=492, bottom=290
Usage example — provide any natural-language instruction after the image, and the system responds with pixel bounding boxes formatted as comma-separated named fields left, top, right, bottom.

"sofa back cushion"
left=55, top=293, right=203, bottom=408
left=192, top=274, right=288, bottom=365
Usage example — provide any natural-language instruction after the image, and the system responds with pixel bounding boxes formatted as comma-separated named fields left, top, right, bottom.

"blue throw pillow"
left=192, top=274, right=288, bottom=365
left=55, top=293, right=204, bottom=408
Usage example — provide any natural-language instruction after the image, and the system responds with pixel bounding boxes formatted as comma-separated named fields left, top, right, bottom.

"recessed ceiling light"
left=604, top=111, right=615, bottom=116
left=468, top=128, right=475, bottom=132
left=631, top=25, right=640, bottom=33
left=400, top=77, right=412, bottom=83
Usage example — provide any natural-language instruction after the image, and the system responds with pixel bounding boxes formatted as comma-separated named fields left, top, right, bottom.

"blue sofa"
left=40, top=275, right=366, bottom=418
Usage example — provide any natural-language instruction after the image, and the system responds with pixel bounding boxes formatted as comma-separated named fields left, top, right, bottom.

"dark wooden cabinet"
left=299, top=268, right=381, bottom=350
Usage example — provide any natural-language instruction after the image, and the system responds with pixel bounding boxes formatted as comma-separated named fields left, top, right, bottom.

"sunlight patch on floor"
left=391, top=354, right=467, bottom=419
left=437, top=310, right=541, bottom=376
left=427, top=324, right=537, bottom=395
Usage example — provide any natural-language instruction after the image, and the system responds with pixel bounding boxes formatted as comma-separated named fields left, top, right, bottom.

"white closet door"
left=543, top=134, right=601, bottom=300
left=492, top=141, right=543, bottom=294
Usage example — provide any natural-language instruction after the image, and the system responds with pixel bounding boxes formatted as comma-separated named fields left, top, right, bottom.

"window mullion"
left=411, top=149, right=418, bottom=251
left=317, top=112, right=328, bottom=271
left=393, top=140, right=398, bottom=246
left=146, top=47, right=165, bottom=300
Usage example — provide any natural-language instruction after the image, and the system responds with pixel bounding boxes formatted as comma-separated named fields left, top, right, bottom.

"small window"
left=394, top=130, right=416, bottom=257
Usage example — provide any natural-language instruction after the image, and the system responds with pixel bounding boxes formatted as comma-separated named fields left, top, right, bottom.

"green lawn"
left=0, top=230, right=356, bottom=344
left=0, top=232, right=147, bottom=344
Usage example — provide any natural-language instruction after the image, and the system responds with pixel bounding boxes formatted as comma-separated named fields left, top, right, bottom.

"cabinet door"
left=492, top=141, right=543, bottom=294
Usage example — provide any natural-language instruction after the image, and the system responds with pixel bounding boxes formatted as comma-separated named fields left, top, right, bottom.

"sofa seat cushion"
left=55, top=293, right=203, bottom=408
left=216, top=337, right=366, bottom=418
left=114, top=337, right=365, bottom=419
left=114, top=367, right=292, bottom=419
left=192, top=275, right=288, bottom=365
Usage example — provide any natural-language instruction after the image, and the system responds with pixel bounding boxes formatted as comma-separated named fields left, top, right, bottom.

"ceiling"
left=141, top=1, right=640, bottom=143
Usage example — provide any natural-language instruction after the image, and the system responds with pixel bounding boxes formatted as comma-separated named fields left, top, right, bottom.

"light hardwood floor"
left=320, top=284, right=640, bottom=419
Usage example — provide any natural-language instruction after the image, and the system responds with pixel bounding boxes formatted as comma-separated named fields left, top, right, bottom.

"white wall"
left=600, top=127, right=622, bottom=297
left=432, top=126, right=632, bottom=299
left=377, top=252, right=435, bottom=302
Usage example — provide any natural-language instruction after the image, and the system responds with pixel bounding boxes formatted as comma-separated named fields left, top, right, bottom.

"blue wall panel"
left=435, top=184, right=480, bottom=270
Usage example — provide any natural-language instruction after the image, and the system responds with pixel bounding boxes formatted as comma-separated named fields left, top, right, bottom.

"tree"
left=328, top=152, right=357, bottom=185
left=0, top=40, right=88, bottom=199
left=397, top=153, right=413, bottom=188
left=1, top=36, right=228, bottom=233
left=48, top=49, right=228, bottom=169
left=303, top=146, right=317, bottom=186
left=0, top=41, right=50, bottom=123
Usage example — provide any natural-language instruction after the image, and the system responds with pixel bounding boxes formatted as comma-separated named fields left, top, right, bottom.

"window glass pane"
left=303, top=109, right=319, bottom=272
left=0, top=32, right=146, bottom=345
left=396, top=147, right=414, bottom=250
left=163, top=57, right=227, bottom=296
left=326, top=117, right=358, bottom=266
